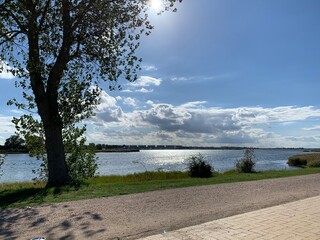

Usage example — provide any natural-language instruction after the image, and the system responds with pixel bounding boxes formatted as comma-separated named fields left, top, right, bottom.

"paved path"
left=139, top=195, right=320, bottom=240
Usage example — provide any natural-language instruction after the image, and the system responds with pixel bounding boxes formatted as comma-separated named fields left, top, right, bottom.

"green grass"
left=1, top=168, right=320, bottom=209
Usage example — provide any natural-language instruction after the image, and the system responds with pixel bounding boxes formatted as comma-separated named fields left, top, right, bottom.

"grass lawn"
left=1, top=168, right=320, bottom=209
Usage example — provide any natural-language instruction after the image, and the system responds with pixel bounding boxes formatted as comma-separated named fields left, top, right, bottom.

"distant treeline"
left=87, top=143, right=305, bottom=151
left=1, top=134, right=305, bottom=154
left=0, top=135, right=28, bottom=153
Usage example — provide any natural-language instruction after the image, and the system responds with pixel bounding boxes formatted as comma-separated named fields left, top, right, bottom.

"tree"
left=4, top=134, right=25, bottom=149
left=95, top=144, right=103, bottom=150
left=0, top=0, right=181, bottom=187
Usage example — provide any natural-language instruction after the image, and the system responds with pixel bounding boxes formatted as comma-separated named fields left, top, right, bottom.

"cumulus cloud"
left=92, top=90, right=124, bottom=123
left=88, top=96, right=320, bottom=147
left=123, top=97, right=136, bottom=107
left=122, top=76, right=161, bottom=93
left=129, top=76, right=161, bottom=87
left=96, top=90, right=117, bottom=110
left=142, top=104, right=192, bottom=132
left=94, top=107, right=124, bottom=123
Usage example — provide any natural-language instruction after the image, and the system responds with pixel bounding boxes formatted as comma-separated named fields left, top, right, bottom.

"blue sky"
left=1, top=0, right=320, bottom=147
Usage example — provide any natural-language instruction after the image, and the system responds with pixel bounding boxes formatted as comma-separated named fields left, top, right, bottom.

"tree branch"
left=38, top=0, right=50, bottom=31
left=0, top=30, right=22, bottom=45
left=47, top=0, right=72, bottom=90
left=25, top=0, right=47, bottom=117
left=0, top=4, right=28, bottom=34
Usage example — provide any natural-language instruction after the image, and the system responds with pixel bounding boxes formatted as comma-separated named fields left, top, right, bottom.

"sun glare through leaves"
left=149, top=0, right=163, bottom=11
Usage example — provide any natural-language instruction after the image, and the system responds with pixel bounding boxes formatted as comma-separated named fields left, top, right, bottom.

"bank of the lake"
left=0, top=149, right=304, bottom=183
left=288, top=152, right=320, bottom=168
left=1, top=168, right=320, bottom=209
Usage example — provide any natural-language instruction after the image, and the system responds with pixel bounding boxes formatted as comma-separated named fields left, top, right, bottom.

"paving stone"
left=137, top=195, right=320, bottom=240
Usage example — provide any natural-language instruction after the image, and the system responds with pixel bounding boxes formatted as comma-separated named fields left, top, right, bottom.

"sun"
left=149, top=0, right=163, bottom=11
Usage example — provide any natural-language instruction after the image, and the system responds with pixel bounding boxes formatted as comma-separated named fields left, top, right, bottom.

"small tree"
left=236, top=148, right=256, bottom=173
left=186, top=154, right=213, bottom=178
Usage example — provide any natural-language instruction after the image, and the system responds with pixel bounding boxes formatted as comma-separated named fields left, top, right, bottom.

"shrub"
left=307, top=160, right=320, bottom=168
left=287, top=157, right=307, bottom=167
left=186, top=154, right=213, bottom=178
left=236, top=148, right=255, bottom=173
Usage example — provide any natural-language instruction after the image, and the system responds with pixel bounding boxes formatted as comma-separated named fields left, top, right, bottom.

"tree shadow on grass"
left=0, top=187, right=48, bottom=209
left=0, top=184, right=81, bottom=209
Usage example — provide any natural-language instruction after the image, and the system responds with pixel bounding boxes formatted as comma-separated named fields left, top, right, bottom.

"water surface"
left=0, top=149, right=302, bottom=183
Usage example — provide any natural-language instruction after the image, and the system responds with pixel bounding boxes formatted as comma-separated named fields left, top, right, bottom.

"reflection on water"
left=0, top=149, right=303, bottom=183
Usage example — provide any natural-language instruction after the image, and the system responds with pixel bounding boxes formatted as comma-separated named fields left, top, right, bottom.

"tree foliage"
left=0, top=0, right=182, bottom=187
left=4, top=134, right=25, bottom=149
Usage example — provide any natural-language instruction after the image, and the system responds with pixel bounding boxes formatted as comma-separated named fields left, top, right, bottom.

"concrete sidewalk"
left=138, top=195, right=320, bottom=240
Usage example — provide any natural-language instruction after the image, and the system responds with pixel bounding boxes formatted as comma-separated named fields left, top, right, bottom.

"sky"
left=1, top=0, right=320, bottom=147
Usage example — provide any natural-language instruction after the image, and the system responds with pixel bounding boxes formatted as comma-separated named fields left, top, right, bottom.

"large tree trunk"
left=26, top=0, right=72, bottom=187
left=44, top=122, right=70, bottom=187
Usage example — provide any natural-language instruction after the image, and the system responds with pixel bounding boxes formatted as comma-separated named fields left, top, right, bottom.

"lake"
left=0, top=149, right=302, bottom=183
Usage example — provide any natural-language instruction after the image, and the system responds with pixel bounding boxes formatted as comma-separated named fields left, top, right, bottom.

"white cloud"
left=129, top=76, right=162, bottom=87
left=122, top=76, right=161, bottom=93
left=0, top=61, right=15, bottom=79
left=0, top=116, right=15, bottom=145
left=136, top=88, right=154, bottom=93
left=180, top=101, right=207, bottom=108
left=96, top=90, right=117, bottom=110
left=123, top=97, right=136, bottom=107
left=121, top=87, right=154, bottom=93
left=121, top=89, right=133, bottom=93
left=303, top=126, right=320, bottom=131
left=88, top=100, right=320, bottom=147
left=171, top=76, right=191, bottom=81
left=171, top=73, right=233, bottom=82
left=142, top=65, right=158, bottom=71
left=91, top=90, right=124, bottom=123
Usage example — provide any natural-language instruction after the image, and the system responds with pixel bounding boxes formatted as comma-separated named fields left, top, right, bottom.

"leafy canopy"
left=1, top=0, right=182, bottom=126
left=0, top=0, right=182, bottom=183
